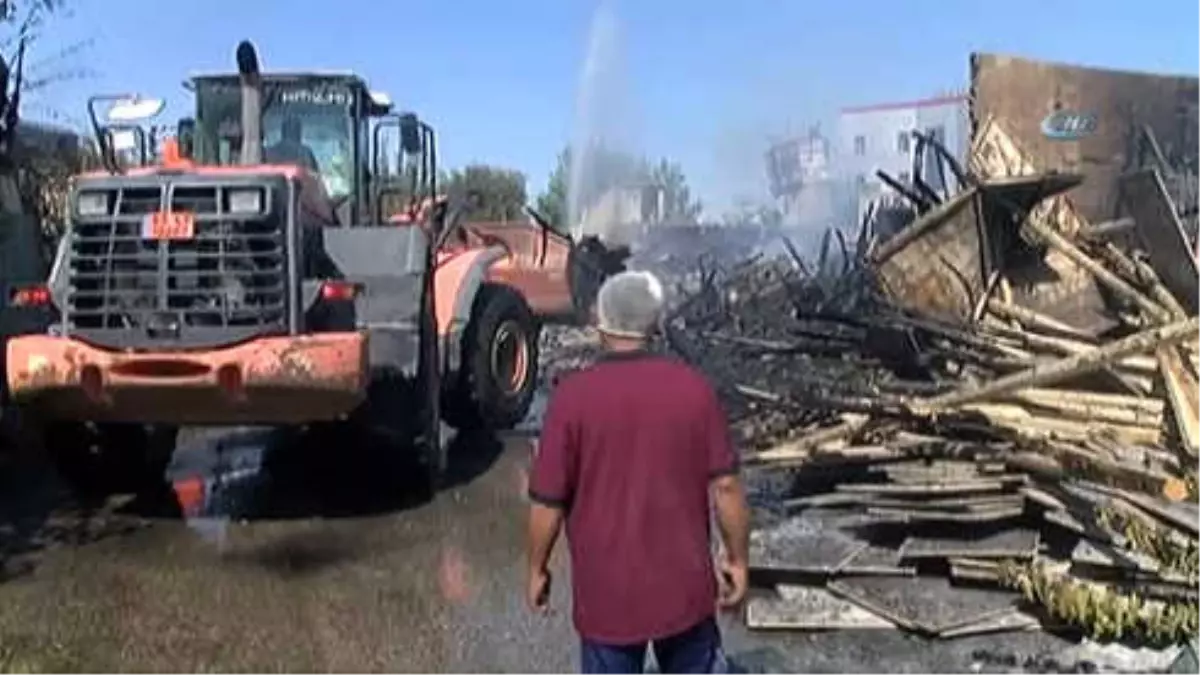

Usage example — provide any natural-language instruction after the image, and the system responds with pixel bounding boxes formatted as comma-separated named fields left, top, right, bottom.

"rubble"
left=662, top=115, right=1199, bottom=646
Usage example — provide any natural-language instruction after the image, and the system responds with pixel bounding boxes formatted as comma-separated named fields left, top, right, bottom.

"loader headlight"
left=226, top=188, right=264, bottom=214
left=76, top=191, right=109, bottom=217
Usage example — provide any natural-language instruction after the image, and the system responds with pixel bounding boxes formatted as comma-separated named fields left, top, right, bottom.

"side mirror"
left=106, top=96, right=165, bottom=123
left=177, top=117, right=195, bottom=158
left=399, top=113, right=422, bottom=154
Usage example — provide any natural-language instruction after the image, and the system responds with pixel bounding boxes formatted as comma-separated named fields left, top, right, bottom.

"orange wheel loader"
left=5, top=40, right=626, bottom=498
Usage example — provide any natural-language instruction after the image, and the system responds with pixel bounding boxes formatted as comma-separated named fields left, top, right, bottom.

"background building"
left=763, top=126, right=839, bottom=230
left=835, top=94, right=969, bottom=223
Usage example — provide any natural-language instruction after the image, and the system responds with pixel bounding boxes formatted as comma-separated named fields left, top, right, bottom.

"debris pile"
left=665, top=118, right=1199, bottom=644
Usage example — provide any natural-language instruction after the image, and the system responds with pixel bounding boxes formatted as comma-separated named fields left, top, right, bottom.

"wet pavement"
left=0, top=425, right=1084, bottom=673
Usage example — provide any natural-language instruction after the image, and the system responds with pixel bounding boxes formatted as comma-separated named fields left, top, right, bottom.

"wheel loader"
left=5, top=40, right=625, bottom=497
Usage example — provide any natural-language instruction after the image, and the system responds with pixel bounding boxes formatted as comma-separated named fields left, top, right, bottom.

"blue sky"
left=24, top=0, right=1200, bottom=214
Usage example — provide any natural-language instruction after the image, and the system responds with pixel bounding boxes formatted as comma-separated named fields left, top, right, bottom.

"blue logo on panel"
left=1040, top=110, right=1098, bottom=140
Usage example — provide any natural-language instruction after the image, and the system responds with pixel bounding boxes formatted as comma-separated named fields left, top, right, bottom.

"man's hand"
left=716, top=556, right=748, bottom=609
left=711, top=473, right=750, bottom=610
left=527, top=503, right=564, bottom=613
left=527, top=566, right=553, bottom=612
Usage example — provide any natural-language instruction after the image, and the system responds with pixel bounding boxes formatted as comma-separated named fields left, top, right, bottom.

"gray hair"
left=595, top=270, right=665, bottom=339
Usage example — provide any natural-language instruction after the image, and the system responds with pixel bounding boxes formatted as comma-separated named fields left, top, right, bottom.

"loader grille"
left=65, top=180, right=290, bottom=348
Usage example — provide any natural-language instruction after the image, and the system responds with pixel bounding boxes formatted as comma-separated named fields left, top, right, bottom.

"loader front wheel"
left=45, top=423, right=177, bottom=501
left=443, top=285, right=539, bottom=431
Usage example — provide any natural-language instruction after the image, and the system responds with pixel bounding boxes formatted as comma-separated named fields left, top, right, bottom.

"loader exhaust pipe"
left=235, top=40, right=262, bottom=166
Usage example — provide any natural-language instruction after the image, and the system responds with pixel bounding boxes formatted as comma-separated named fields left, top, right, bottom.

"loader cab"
left=186, top=72, right=398, bottom=225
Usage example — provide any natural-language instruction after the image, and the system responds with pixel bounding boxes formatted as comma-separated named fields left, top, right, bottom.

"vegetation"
left=440, top=164, right=528, bottom=222
left=998, top=560, right=1198, bottom=646
left=534, top=145, right=702, bottom=231
left=0, top=0, right=93, bottom=258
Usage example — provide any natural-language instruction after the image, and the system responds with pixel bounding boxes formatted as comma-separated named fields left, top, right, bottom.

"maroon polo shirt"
left=529, top=350, right=738, bottom=645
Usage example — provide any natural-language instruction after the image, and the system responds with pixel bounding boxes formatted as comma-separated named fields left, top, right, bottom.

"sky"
left=21, top=0, right=1200, bottom=215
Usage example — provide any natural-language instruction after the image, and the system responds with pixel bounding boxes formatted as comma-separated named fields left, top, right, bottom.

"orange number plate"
left=142, top=211, right=195, bottom=240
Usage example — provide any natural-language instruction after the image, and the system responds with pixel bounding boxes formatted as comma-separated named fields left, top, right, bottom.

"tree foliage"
left=441, top=164, right=528, bottom=222
left=646, top=158, right=702, bottom=222
left=0, top=0, right=95, bottom=259
left=534, top=148, right=570, bottom=228
left=534, top=145, right=702, bottom=231
left=1, top=0, right=93, bottom=125
left=1, top=1, right=69, bottom=24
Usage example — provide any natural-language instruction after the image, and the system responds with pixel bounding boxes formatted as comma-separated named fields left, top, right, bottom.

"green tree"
left=536, top=145, right=646, bottom=230
left=3, top=1, right=95, bottom=127
left=534, top=148, right=570, bottom=229
left=535, top=146, right=701, bottom=231
left=646, top=158, right=701, bottom=221
left=441, top=164, right=528, bottom=222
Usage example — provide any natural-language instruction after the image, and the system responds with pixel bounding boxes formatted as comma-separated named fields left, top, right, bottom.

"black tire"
left=443, top=285, right=539, bottom=431
left=45, top=422, right=177, bottom=500
left=347, top=372, right=443, bottom=498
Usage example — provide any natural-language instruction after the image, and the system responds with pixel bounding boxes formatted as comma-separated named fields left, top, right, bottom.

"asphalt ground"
left=0, top=422, right=1093, bottom=673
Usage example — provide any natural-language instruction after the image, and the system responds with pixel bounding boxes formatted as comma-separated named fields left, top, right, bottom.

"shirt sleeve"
left=701, top=381, right=739, bottom=479
left=528, top=385, right=578, bottom=508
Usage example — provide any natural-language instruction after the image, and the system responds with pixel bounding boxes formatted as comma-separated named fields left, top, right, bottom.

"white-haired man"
left=526, top=270, right=750, bottom=674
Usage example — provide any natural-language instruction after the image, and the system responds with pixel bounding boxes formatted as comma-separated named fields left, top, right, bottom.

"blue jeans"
left=580, top=616, right=728, bottom=674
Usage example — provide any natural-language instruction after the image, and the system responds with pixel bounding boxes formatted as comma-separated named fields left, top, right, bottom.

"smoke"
left=566, top=2, right=642, bottom=246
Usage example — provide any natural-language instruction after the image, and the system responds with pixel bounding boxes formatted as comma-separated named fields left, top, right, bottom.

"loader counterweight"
left=7, top=332, right=368, bottom=425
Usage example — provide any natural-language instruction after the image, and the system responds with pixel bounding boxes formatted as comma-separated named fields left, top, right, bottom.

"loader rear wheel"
left=443, top=285, right=539, bottom=431
left=45, top=423, right=177, bottom=500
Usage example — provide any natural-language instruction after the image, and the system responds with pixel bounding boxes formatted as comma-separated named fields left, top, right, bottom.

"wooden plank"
left=786, top=508, right=897, bottom=530
left=745, top=585, right=897, bottom=630
left=833, top=545, right=916, bottom=577
left=915, top=316, right=1200, bottom=412
left=1043, top=508, right=1088, bottom=536
left=749, top=519, right=867, bottom=574
left=784, top=492, right=878, bottom=509
left=1126, top=493, right=1200, bottom=538
left=828, top=576, right=1018, bottom=635
left=938, top=610, right=1041, bottom=638
left=949, top=558, right=1005, bottom=584
left=1021, top=485, right=1068, bottom=511
left=867, top=504, right=1025, bottom=525
left=861, top=494, right=1025, bottom=511
left=899, top=529, right=1039, bottom=560
left=747, top=415, right=873, bottom=465
left=1071, top=539, right=1160, bottom=573
left=1157, top=344, right=1200, bottom=459
left=835, top=476, right=1022, bottom=497
left=1112, top=577, right=1200, bottom=603
left=1009, top=440, right=1187, bottom=503
left=874, top=461, right=983, bottom=484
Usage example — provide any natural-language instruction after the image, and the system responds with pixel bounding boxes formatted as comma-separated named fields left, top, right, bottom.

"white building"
left=835, top=94, right=969, bottom=222
left=764, top=127, right=839, bottom=227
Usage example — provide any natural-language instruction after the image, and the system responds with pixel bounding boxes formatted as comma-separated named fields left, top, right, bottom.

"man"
left=527, top=270, right=751, bottom=674
left=264, top=116, right=320, bottom=172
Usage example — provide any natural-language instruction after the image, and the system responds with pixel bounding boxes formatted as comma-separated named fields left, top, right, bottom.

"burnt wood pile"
left=663, top=119, right=1199, bottom=645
